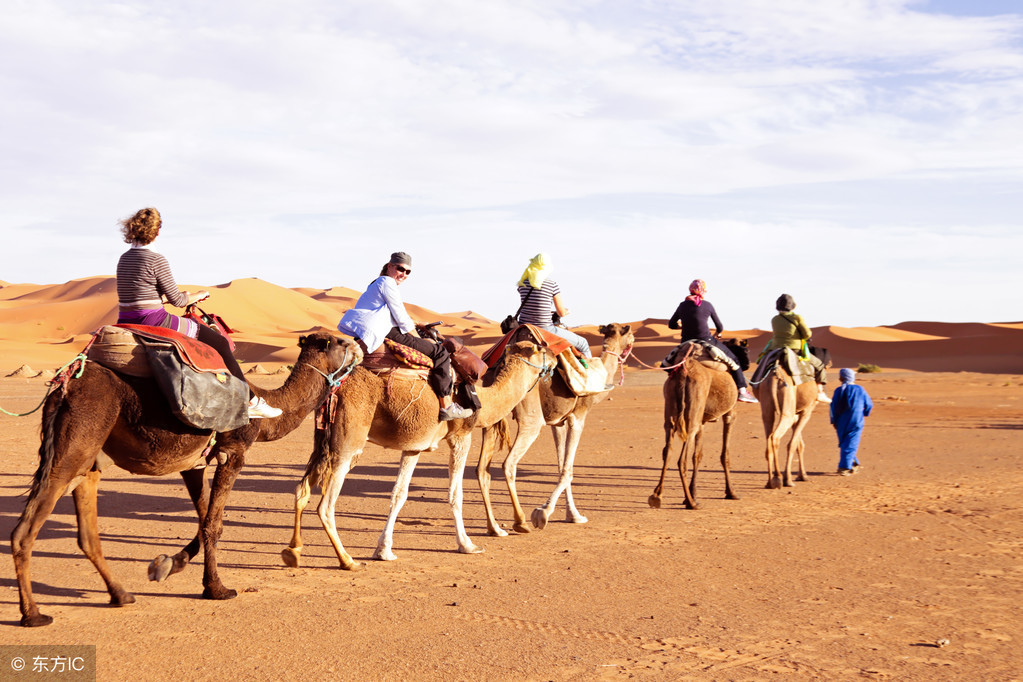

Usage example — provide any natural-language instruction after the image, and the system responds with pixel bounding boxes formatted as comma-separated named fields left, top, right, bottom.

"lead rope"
left=0, top=351, right=91, bottom=417
left=516, top=348, right=555, bottom=393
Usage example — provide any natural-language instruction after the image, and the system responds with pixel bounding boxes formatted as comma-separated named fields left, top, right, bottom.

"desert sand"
left=1, top=277, right=1021, bottom=680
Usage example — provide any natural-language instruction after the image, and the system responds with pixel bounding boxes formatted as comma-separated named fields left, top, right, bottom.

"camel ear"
left=598, top=324, right=610, bottom=336
left=621, top=324, right=631, bottom=335
left=298, top=335, right=308, bottom=348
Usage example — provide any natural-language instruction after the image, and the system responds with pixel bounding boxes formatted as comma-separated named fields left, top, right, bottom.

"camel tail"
left=665, top=372, right=689, bottom=443
left=492, top=415, right=513, bottom=453
left=303, top=425, right=336, bottom=491
left=26, top=394, right=63, bottom=506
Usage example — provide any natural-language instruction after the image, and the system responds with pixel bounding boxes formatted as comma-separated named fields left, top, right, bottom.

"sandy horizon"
left=2, top=275, right=1021, bottom=375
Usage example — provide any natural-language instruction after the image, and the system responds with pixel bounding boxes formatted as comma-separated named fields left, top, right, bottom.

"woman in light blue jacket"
left=338, top=252, right=471, bottom=421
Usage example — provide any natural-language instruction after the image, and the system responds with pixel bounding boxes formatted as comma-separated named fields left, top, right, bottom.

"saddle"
left=361, top=338, right=484, bottom=410
left=750, top=348, right=816, bottom=386
left=663, top=339, right=738, bottom=373
left=482, top=325, right=606, bottom=397
left=86, top=325, right=249, bottom=431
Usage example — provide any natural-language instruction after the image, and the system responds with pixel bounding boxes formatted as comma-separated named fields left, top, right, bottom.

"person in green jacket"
left=768, top=294, right=830, bottom=404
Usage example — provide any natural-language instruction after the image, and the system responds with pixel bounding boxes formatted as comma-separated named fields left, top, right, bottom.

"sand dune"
left=1, top=277, right=1020, bottom=374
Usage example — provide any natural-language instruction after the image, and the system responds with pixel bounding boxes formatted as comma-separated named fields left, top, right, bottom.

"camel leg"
left=12, top=400, right=108, bottom=627
left=504, top=416, right=544, bottom=533
left=561, top=420, right=589, bottom=524
left=720, top=410, right=740, bottom=500
left=533, top=417, right=589, bottom=528
left=447, top=435, right=483, bottom=554
left=315, top=454, right=361, bottom=570
left=199, top=450, right=246, bottom=601
left=11, top=471, right=78, bottom=627
left=531, top=422, right=568, bottom=529
left=281, top=473, right=313, bottom=568
left=72, top=469, right=135, bottom=607
left=150, top=467, right=209, bottom=582
left=677, top=431, right=700, bottom=510
left=649, top=404, right=679, bottom=509
left=374, top=452, right=421, bottom=562
left=688, top=428, right=705, bottom=505
left=791, top=411, right=813, bottom=483
left=476, top=426, right=508, bottom=537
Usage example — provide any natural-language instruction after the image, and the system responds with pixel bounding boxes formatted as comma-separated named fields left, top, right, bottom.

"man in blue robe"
left=830, top=368, right=873, bottom=475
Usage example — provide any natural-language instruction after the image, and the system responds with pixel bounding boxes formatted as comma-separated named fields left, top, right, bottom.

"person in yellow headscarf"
left=513, top=253, right=591, bottom=357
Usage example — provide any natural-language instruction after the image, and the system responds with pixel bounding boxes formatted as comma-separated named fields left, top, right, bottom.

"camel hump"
left=87, top=326, right=152, bottom=377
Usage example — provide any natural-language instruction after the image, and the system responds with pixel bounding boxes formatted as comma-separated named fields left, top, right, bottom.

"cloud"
left=1, top=0, right=1021, bottom=329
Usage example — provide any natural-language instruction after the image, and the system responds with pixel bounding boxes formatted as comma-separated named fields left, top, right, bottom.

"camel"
left=476, top=323, right=635, bottom=536
left=752, top=348, right=830, bottom=489
left=648, top=339, right=751, bottom=510
left=281, top=338, right=557, bottom=569
left=10, top=331, right=362, bottom=627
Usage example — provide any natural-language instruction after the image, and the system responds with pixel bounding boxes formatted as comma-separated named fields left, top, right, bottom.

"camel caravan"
left=8, top=227, right=833, bottom=627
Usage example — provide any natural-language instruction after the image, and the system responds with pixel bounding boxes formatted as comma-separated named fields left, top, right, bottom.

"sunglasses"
left=393, top=265, right=411, bottom=275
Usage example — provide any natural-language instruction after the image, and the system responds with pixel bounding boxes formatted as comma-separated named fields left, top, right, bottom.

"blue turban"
left=839, top=368, right=855, bottom=384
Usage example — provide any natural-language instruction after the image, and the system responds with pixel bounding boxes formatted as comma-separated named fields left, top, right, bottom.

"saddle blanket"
left=480, top=324, right=575, bottom=368
left=663, top=339, right=738, bottom=372
left=113, top=324, right=228, bottom=373
left=751, top=348, right=815, bottom=386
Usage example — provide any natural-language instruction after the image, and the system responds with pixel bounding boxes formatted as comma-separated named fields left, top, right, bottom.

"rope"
left=601, top=344, right=634, bottom=386
left=0, top=353, right=89, bottom=417
left=512, top=348, right=555, bottom=394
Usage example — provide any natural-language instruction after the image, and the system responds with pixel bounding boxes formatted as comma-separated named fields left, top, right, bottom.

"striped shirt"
left=116, top=245, right=188, bottom=310
left=517, top=279, right=561, bottom=326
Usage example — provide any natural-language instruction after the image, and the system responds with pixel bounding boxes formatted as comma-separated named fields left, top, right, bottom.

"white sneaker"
left=439, top=403, right=473, bottom=421
left=817, top=389, right=832, bottom=404
left=248, top=395, right=282, bottom=419
left=737, top=389, right=758, bottom=404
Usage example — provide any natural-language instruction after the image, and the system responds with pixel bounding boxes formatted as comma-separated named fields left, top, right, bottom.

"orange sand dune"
left=2, top=277, right=1021, bottom=374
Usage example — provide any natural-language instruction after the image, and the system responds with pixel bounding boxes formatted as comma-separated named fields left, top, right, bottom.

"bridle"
left=511, top=347, right=555, bottom=393
left=601, top=342, right=633, bottom=387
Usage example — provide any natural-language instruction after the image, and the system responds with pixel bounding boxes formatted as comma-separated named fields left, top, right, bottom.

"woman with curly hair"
left=115, top=207, right=281, bottom=418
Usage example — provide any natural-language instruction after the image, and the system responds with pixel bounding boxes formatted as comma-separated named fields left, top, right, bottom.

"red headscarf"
left=686, top=279, right=707, bottom=307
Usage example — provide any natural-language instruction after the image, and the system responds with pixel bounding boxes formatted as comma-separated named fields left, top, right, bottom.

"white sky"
left=2, top=0, right=1021, bottom=329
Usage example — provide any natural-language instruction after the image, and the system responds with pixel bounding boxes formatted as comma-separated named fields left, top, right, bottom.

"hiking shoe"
left=439, top=403, right=473, bottom=421
left=817, top=390, right=832, bottom=404
left=248, top=395, right=282, bottom=419
left=838, top=468, right=853, bottom=476
left=737, top=389, right=758, bottom=404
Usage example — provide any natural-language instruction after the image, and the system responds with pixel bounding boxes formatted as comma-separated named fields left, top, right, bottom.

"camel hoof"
left=567, top=514, right=588, bottom=524
left=21, top=613, right=54, bottom=628
left=340, top=560, right=365, bottom=572
left=111, top=591, right=136, bottom=606
left=202, top=586, right=238, bottom=601
left=459, top=543, right=484, bottom=555
left=766, top=477, right=782, bottom=490
left=797, top=475, right=809, bottom=483
left=148, top=555, right=174, bottom=582
left=487, top=527, right=509, bottom=537
left=648, top=494, right=662, bottom=509
left=726, top=493, right=741, bottom=501
left=783, top=480, right=795, bottom=488
left=373, top=549, right=398, bottom=562
left=511, top=523, right=531, bottom=534
left=281, top=547, right=302, bottom=568
left=531, top=507, right=549, bottom=530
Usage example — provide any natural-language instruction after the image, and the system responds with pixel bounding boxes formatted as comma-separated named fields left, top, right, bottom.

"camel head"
left=297, top=332, right=364, bottom=375
left=598, top=323, right=635, bottom=356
